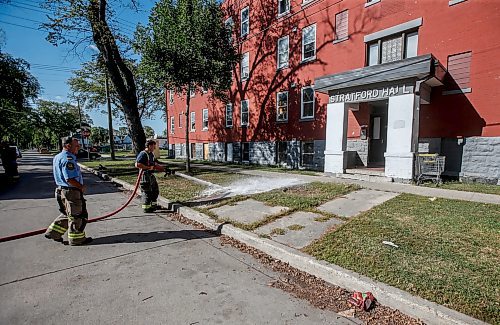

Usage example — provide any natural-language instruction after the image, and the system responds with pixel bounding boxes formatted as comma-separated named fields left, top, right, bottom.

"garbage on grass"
left=382, top=240, right=399, bottom=248
left=429, top=197, right=437, bottom=201
left=348, top=291, right=376, bottom=311
left=338, top=308, right=355, bottom=317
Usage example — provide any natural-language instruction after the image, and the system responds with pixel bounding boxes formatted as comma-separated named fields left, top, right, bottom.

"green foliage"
left=136, top=0, right=238, bottom=99
left=143, top=125, right=155, bottom=138
left=68, top=59, right=165, bottom=122
left=90, top=126, right=108, bottom=145
left=0, top=51, right=40, bottom=145
left=30, top=100, right=82, bottom=148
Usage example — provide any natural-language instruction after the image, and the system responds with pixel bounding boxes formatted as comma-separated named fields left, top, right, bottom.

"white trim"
left=442, top=88, right=472, bottom=95
left=190, top=111, right=196, bottom=132
left=241, top=99, right=249, bottom=126
left=278, top=0, right=290, bottom=16
left=364, top=0, right=381, bottom=8
left=202, top=108, right=209, bottom=131
left=302, top=24, right=316, bottom=62
left=178, top=112, right=183, bottom=128
left=277, top=35, right=289, bottom=70
left=241, top=6, right=249, bottom=37
left=225, top=104, right=233, bottom=128
left=241, top=52, right=250, bottom=81
left=170, top=116, right=175, bottom=134
left=449, top=0, right=467, bottom=6
left=301, top=86, right=315, bottom=119
left=364, top=18, right=423, bottom=43
left=276, top=91, right=289, bottom=122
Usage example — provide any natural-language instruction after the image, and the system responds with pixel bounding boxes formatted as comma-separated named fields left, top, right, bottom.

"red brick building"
left=166, top=0, right=500, bottom=183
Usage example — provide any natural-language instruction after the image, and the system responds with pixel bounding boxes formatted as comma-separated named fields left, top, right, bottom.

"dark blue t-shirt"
left=136, top=150, right=155, bottom=167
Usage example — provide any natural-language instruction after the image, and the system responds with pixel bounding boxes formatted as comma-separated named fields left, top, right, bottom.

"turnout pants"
left=140, top=171, right=159, bottom=212
left=45, top=188, right=89, bottom=245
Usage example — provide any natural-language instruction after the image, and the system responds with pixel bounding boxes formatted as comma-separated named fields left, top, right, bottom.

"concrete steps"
left=335, top=170, right=393, bottom=183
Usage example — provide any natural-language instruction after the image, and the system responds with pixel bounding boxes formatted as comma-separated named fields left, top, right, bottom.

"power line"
left=0, top=19, right=44, bottom=32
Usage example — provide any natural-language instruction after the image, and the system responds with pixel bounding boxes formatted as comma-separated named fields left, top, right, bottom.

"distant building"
left=166, top=0, right=500, bottom=184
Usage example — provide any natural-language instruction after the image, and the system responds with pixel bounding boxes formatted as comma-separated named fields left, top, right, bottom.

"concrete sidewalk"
left=176, top=162, right=499, bottom=205
left=83, top=163, right=489, bottom=325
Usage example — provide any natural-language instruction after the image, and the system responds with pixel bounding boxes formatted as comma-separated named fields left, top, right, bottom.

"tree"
left=117, top=127, right=128, bottom=136
left=68, top=59, right=165, bottom=122
left=136, top=0, right=238, bottom=172
left=143, top=126, right=155, bottom=138
left=31, top=100, right=82, bottom=149
left=42, top=0, right=146, bottom=154
left=0, top=51, right=40, bottom=145
left=90, top=126, right=108, bottom=145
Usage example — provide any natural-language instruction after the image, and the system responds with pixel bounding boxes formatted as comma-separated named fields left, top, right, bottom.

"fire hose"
left=0, top=170, right=144, bottom=243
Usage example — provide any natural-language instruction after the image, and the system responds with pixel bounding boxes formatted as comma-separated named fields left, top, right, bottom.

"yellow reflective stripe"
left=68, top=232, right=86, bottom=239
left=49, top=224, right=67, bottom=234
left=142, top=204, right=151, bottom=208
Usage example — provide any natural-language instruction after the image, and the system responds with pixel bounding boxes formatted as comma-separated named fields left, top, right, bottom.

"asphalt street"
left=0, top=152, right=353, bottom=324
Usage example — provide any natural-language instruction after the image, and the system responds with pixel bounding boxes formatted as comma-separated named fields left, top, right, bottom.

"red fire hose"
left=0, top=170, right=144, bottom=243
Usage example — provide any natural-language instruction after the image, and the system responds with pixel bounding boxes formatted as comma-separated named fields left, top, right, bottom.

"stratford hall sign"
left=328, top=84, right=415, bottom=103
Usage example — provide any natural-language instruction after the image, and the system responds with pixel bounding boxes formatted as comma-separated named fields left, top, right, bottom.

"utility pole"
left=76, top=98, right=89, bottom=160
left=105, top=72, right=116, bottom=160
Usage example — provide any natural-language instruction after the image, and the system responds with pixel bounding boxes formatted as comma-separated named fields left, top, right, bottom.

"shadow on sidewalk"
left=89, top=229, right=217, bottom=245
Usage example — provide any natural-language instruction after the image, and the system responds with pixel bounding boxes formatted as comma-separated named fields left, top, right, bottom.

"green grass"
left=81, top=160, right=205, bottom=202
left=252, top=182, right=359, bottom=210
left=288, top=224, right=305, bottom=231
left=270, top=228, right=286, bottom=235
left=304, top=193, right=500, bottom=323
left=424, top=181, right=500, bottom=195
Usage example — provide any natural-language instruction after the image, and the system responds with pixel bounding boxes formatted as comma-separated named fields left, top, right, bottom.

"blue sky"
left=0, top=0, right=166, bottom=136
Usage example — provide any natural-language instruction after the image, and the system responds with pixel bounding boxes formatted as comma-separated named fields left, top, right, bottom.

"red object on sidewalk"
left=348, top=291, right=376, bottom=311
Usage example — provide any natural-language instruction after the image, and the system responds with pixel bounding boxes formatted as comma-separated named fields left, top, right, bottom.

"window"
left=169, top=89, right=174, bottom=105
left=302, top=0, right=314, bottom=5
left=241, top=52, right=249, bottom=81
left=170, top=116, right=174, bottom=134
left=446, top=51, right=472, bottom=92
left=276, top=141, right=288, bottom=164
left=334, top=10, right=348, bottom=41
left=225, top=17, right=234, bottom=42
left=202, top=84, right=208, bottom=93
left=179, top=113, right=183, bottom=128
left=302, top=24, right=316, bottom=61
left=277, top=36, right=289, bottom=69
left=242, top=142, right=250, bottom=162
left=276, top=91, right=288, bottom=121
left=202, top=108, right=208, bottom=130
left=301, top=141, right=314, bottom=166
left=190, top=111, right=195, bottom=131
left=226, top=104, right=233, bottom=127
left=190, top=87, right=195, bottom=97
left=301, top=87, right=315, bottom=119
left=241, top=99, right=249, bottom=126
left=241, top=6, right=249, bottom=37
left=367, top=31, right=419, bottom=66
left=365, top=0, right=381, bottom=7
left=278, top=0, right=290, bottom=16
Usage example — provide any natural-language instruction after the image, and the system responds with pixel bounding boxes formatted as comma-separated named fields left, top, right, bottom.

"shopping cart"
left=415, top=153, right=446, bottom=185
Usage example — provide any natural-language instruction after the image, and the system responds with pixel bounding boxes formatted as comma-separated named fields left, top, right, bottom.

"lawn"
left=188, top=167, right=248, bottom=186
left=81, top=159, right=205, bottom=202
left=424, top=181, right=500, bottom=195
left=304, top=193, right=500, bottom=323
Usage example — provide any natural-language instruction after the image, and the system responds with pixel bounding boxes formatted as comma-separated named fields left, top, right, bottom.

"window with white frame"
left=278, top=0, right=289, bottom=16
left=277, top=36, right=289, bottom=69
left=367, top=31, right=418, bottom=66
left=169, top=89, right=174, bottom=105
left=302, top=0, right=314, bottom=5
left=302, top=24, right=316, bottom=61
left=226, top=104, right=233, bottom=127
left=241, top=6, right=249, bottom=37
left=276, top=91, right=288, bottom=121
left=241, top=52, right=249, bottom=81
left=335, top=10, right=348, bottom=41
left=202, top=108, right=208, bottom=130
left=190, top=87, right=195, bottom=97
left=170, top=116, right=174, bottom=134
left=225, top=16, right=234, bottom=42
left=179, top=113, right=183, bottom=128
left=190, top=111, right=195, bottom=131
left=301, top=141, right=314, bottom=166
left=301, top=87, right=315, bottom=118
left=241, top=99, right=249, bottom=126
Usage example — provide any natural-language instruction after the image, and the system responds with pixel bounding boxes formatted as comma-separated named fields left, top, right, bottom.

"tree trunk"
left=185, top=84, right=191, bottom=173
left=88, top=0, right=145, bottom=155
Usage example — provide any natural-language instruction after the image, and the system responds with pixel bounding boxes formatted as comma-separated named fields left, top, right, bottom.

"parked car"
left=76, top=149, right=101, bottom=160
left=10, top=146, right=22, bottom=158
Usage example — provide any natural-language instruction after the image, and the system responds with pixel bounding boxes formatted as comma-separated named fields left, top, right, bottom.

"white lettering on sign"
left=329, top=85, right=414, bottom=103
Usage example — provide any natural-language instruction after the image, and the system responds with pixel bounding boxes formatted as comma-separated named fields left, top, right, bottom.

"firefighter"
left=135, top=140, right=164, bottom=212
left=44, top=137, right=93, bottom=246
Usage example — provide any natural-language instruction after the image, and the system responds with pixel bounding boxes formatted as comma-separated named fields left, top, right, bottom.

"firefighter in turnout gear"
left=135, top=140, right=164, bottom=212
left=44, top=137, right=93, bottom=246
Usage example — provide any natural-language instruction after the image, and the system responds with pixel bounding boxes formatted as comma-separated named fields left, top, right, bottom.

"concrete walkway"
left=179, top=162, right=499, bottom=205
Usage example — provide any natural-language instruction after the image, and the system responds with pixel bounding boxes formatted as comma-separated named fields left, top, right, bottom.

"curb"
left=80, top=164, right=488, bottom=325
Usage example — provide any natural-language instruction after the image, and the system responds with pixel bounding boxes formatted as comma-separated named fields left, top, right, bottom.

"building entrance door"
left=368, top=102, right=388, bottom=167
left=203, top=143, right=209, bottom=160
left=226, top=143, right=233, bottom=162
